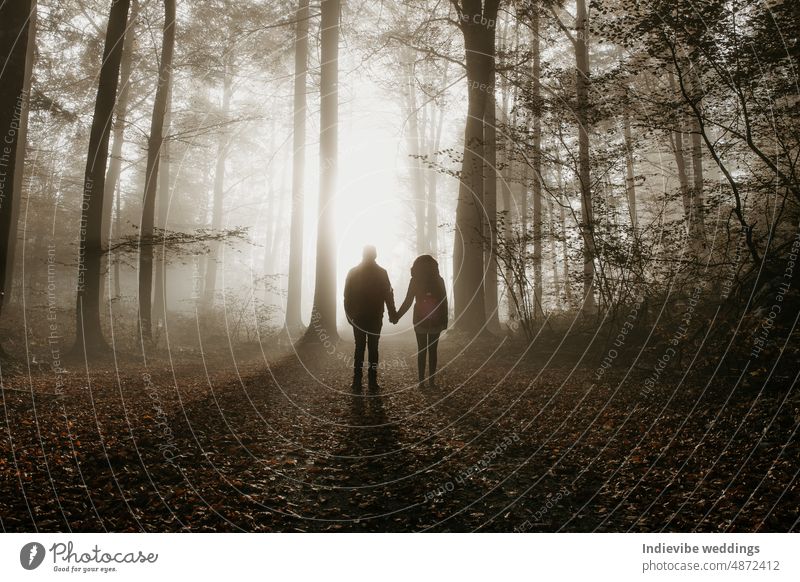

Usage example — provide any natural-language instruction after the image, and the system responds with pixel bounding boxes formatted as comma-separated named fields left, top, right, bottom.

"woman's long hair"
left=411, top=255, right=440, bottom=293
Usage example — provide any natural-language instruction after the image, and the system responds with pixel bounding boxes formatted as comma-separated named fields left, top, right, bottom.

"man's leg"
left=366, top=324, right=381, bottom=389
left=352, top=326, right=367, bottom=388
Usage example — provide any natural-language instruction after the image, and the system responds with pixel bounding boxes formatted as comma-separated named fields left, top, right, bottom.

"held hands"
left=389, top=312, right=399, bottom=325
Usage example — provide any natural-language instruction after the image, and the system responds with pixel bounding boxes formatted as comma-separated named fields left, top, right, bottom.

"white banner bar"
left=2, top=533, right=797, bottom=581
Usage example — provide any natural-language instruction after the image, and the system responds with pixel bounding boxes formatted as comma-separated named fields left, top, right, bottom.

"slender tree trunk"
left=453, top=0, right=498, bottom=333
left=499, top=146, right=514, bottom=316
left=623, top=111, right=637, bottom=229
left=426, top=90, right=445, bottom=257
left=498, top=16, right=519, bottom=324
left=2, top=1, right=35, bottom=311
left=113, top=172, right=121, bottom=298
left=519, top=127, right=529, bottom=237
left=0, top=0, right=33, bottom=325
left=303, top=0, right=340, bottom=342
left=532, top=177, right=543, bottom=317
left=263, top=125, right=277, bottom=280
left=484, top=94, right=500, bottom=329
left=560, top=196, right=570, bottom=303
left=554, top=149, right=571, bottom=303
left=268, top=154, right=288, bottom=272
left=685, top=59, right=707, bottom=252
left=692, top=119, right=706, bottom=245
left=669, top=123, right=690, bottom=203
left=203, top=58, right=233, bottom=310
left=681, top=26, right=709, bottom=252
left=517, top=124, right=531, bottom=318
left=499, top=83, right=516, bottom=321
left=668, top=124, right=692, bottom=232
left=531, top=8, right=543, bottom=319
left=549, top=195, right=560, bottom=300
left=285, top=0, right=309, bottom=330
left=194, top=160, right=212, bottom=307
left=263, top=129, right=280, bottom=292
left=72, top=0, right=131, bottom=357
left=263, top=179, right=274, bottom=295
left=668, top=71, right=707, bottom=256
left=152, top=85, right=172, bottom=333
left=402, top=54, right=428, bottom=254
left=689, top=113, right=707, bottom=250
left=575, top=0, right=595, bottom=314
left=138, top=0, right=175, bottom=342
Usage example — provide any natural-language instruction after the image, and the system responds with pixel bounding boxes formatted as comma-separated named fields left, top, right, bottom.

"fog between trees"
left=0, top=0, right=798, bottom=357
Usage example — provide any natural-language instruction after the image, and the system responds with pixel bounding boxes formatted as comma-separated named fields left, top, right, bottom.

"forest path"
left=1, top=332, right=796, bottom=532
left=166, top=333, right=568, bottom=532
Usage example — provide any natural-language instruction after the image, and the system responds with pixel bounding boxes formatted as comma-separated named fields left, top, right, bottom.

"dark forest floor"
left=1, top=330, right=798, bottom=532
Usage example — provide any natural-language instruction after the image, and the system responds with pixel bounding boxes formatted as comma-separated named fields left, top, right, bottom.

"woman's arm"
left=395, top=279, right=415, bottom=320
left=439, top=276, right=449, bottom=328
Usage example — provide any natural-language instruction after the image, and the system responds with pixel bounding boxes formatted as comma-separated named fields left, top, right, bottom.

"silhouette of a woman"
left=395, top=255, right=448, bottom=387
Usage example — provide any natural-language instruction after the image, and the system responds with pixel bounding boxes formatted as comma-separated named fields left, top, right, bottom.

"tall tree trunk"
left=263, top=126, right=278, bottom=287
left=263, top=179, right=275, bottom=292
left=285, top=0, right=309, bottom=331
left=72, top=0, right=131, bottom=357
left=402, top=54, right=428, bottom=254
left=623, top=111, right=637, bottom=229
left=102, top=0, right=137, bottom=275
left=268, top=153, right=288, bottom=273
left=668, top=71, right=706, bottom=255
left=203, top=58, right=233, bottom=310
left=138, top=0, right=175, bottom=342
left=425, top=90, right=445, bottom=257
left=554, top=149, right=571, bottom=303
left=520, top=143, right=529, bottom=236
left=152, top=85, right=172, bottom=334
left=303, top=0, right=340, bottom=342
left=574, top=0, right=595, bottom=314
left=690, top=124, right=706, bottom=246
left=689, top=107, right=707, bottom=250
left=499, top=88, right=516, bottom=321
left=530, top=7, right=543, bottom=319
left=113, top=172, right=121, bottom=299
left=668, top=123, right=692, bottom=234
left=2, top=1, right=35, bottom=311
left=263, top=124, right=277, bottom=280
left=548, top=195, right=560, bottom=300
left=106, top=0, right=138, bottom=303
left=484, top=95, right=500, bottom=329
left=453, top=0, right=498, bottom=333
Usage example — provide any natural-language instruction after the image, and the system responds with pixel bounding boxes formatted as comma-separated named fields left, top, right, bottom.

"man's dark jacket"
left=344, top=260, right=396, bottom=327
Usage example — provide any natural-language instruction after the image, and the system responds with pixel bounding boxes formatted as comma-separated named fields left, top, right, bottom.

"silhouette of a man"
left=344, top=245, right=396, bottom=390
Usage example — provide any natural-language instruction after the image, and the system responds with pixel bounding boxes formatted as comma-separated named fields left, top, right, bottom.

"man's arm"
left=343, top=270, right=354, bottom=324
left=384, top=271, right=397, bottom=321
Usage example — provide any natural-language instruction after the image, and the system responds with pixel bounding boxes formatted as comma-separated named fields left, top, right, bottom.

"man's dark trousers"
left=353, top=320, right=381, bottom=386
